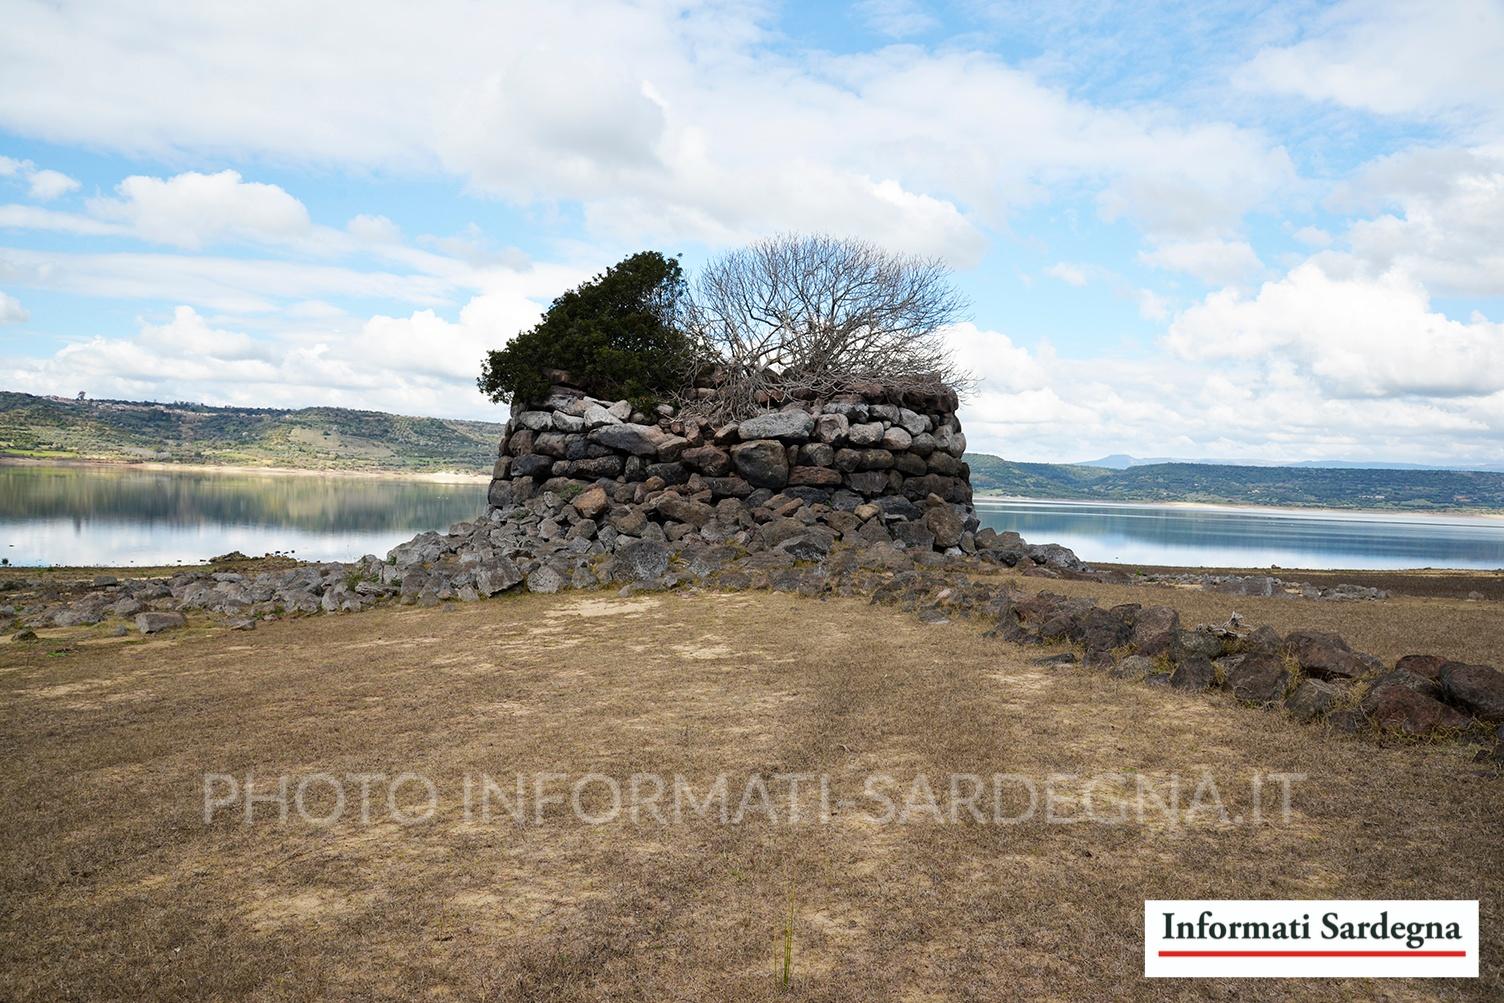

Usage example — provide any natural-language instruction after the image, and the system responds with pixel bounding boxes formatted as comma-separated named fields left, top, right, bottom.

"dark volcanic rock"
left=588, top=422, right=673, bottom=456
left=1111, top=654, right=1159, bottom=680
left=1130, top=606, right=1181, bottom=658
left=1394, top=654, right=1448, bottom=681
left=1362, top=682, right=1471, bottom=735
left=1224, top=653, right=1289, bottom=704
left=737, top=410, right=815, bottom=440
left=681, top=445, right=732, bottom=476
left=614, top=540, right=671, bottom=581
left=654, top=495, right=715, bottom=527
left=1082, top=606, right=1134, bottom=656
left=1284, top=630, right=1370, bottom=681
left=892, top=521, right=936, bottom=551
left=731, top=440, right=790, bottom=489
left=922, top=506, right=965, bottom=548
left=1439, top=662, right=1504, bottom=722
left=1285, top=678, right=1343, bottom=722
left=1170, top=654, right=1215, bottom=692
left=136, top=611, right=186, bottom=635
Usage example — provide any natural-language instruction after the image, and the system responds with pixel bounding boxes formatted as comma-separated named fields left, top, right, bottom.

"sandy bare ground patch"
left=1, top=590, right=1498, bottom=1000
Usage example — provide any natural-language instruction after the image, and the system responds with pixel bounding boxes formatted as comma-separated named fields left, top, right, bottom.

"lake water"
left=3, top=465, right=1503, bottom=570
left=0, top=464, right=487, bottom=568
left=974, top=497, right=1504, bottom=570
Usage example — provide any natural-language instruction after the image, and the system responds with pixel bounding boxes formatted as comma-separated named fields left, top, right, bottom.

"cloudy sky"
left=1, top=0, right=1502, bottom=465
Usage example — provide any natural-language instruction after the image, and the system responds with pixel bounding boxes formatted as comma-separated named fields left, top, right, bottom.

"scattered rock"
left=526, top=566, right=566, bottom=594
left=1439, top=662, right=1504, bottom=722
left=1130, top=606, right=1181, bottom=658
left=1394, top=654, right=1448, bottom=680
left=1110, top=655, right=1159, bottom=680
left=1284, top=630, right=1370, bottom=681
left=1224, top=653, right=1290, bottom=705
left=1362, top=682, right=1470, bottom=736
left=136, top=611, right=187, bottom=635
left=1285, top=678, right=1343, bottom=722
left=1170, top=654, right=1215, bottom=692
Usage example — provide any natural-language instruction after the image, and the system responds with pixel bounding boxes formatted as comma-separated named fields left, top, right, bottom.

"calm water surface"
left=975, top=497, right=1504, bottom=570
left=0, top=464, right=486, bottom=567
left=4, top=465, right=1504, bottom=570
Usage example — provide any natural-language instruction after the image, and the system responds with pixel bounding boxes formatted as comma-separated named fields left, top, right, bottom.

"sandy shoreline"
left=0, top=455, right=491, bottom=484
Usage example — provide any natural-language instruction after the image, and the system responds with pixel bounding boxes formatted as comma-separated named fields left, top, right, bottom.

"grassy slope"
left=0, top=392, right=505, bottom=474
left=966, top=452, right=1504, bottom=513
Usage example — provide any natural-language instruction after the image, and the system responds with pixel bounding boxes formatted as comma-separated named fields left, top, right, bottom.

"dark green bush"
left=477, top=251, right=692, bottom=407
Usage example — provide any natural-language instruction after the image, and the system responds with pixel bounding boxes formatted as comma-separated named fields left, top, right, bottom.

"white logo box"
left=1145, top=900, right=1478, bottom=978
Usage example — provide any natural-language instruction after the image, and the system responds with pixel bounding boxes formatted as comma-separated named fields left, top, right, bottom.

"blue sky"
left=1, top=0, right=1502, bottom=465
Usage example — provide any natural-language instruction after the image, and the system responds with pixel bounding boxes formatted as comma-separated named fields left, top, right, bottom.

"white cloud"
left=1045, top=262, right=1088, bottom=286
left=0, top=203, right=127, bottom=237
left=855, top=0, right=939, bottom=39
left=1333, top=146, right=1504, bottom=297
left=2, top=285, right=545, bottom=419
left=136, top=305, right=266, bottom=360
left=347, top=214, right=402, bottom=244
left=0, top=246, right=459, bottom=313
left=0, top=1, right=1292, bottom=260
left=1238, top=0, right=1504, bottom=137
left=0, top=289, right=26, bottom=324
left=1291, top=225, right=1331, bottom=247
left=0, top=156, right=82, bottom=201
left=1136, top=289, right=1168, bottom=321
left=951, top=329, right=1502, bottom=467
left=87, top=170, right=312, bottom=249
left=927, top=264, right=1504, bottom=468
left=1166, top=259, right=1504, bottom=399
left=1139, top=238, right=1263, bottom=285
left=26, top=168, right=79, bottom=200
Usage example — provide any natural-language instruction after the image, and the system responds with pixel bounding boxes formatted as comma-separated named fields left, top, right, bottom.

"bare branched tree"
left=682, top=234, right=969, bottom=418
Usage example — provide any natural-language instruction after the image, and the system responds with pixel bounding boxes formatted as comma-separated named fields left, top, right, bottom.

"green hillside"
left=0, top=392, right=505, bottom=474
left=966, top=454, right=1504, bottom=513
left=5, top=390, right=1500, bottom=509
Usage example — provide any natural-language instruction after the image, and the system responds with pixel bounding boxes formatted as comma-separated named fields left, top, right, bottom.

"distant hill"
left=0, top=392, right=504, bottom=474
left=6, top=391, right=1501, bottom=509
left=967, top=454, right=1504, bottom=513
left=1077, top=453, right=1504, bottom=473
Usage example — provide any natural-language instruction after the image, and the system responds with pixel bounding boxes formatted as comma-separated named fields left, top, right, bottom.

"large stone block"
left=737, top=410, right=815, bottom=440
left=1440, top=662, right=1504, bottom=721
left=731, top=440, right=790, bottom=488
left=589, top=423, right=674, bottom=456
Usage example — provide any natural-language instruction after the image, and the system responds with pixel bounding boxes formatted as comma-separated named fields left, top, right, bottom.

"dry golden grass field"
left=2, top=584, right=1499, bottom=1000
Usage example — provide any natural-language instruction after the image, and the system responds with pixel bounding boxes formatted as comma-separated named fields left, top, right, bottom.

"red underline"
left=1158, top=950, right=1466, bottom=958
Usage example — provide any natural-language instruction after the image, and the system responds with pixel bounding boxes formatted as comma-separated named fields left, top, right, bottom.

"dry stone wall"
left=486, top=381, right=979, bottom=555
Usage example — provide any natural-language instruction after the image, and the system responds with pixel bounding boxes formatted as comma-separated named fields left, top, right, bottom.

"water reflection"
left=5, top=465, right=1502, bottom=570
left=975, top=498, right=1504, bottom=570
left=0, top=464, right=487, bottom=566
